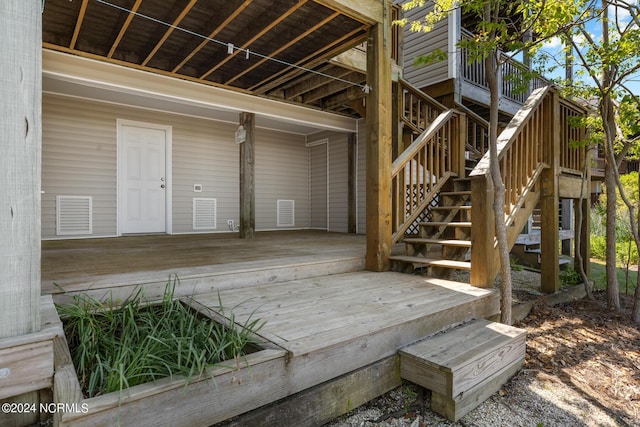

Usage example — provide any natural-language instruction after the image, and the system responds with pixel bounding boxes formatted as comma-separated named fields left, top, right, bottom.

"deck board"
left=192, top=272, right=498, bottom=356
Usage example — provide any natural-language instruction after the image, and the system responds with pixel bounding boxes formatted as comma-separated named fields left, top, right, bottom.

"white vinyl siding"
left=402, top=3, right=450, bottom=89
left=43, top=93, right=311, bottom=238
left=42, top=95, right=117, bottom=238
left=255, top=129, right=309, bottom=230
left=171, top=118, right=238, bottom=233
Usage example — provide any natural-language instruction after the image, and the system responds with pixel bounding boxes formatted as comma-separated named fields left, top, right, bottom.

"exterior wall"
left=255, top=128, right=309, bottom=231
left=402, top=3, right=450, bottom=89
left=42, top=93, right=310, bottom=238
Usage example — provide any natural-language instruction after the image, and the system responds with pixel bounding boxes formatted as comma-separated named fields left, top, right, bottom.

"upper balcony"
left=401, top=6, right=550, bottom=118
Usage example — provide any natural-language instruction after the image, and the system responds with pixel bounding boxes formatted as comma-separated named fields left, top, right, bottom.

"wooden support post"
left=470, top=176, right=496, bottom=287
left=239, top=112, right=255, bottom=239
left=575, top=197, right=590, bottom=279
left=365, top=1, right=393, bottom=272
left=540, top=92, right=560, bottom=293
left=561, top=199, right=573, bottom=256
left=0, top=1, right=42, bottom=339
left=453, top=113, right=467, bottom=178
left=348, top=132, right=357, bottom=233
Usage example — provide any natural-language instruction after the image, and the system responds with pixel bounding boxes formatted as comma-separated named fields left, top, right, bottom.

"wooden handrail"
left=469, top=86, right=588, bottom=287
left=392, top=110, right=463, bottom=243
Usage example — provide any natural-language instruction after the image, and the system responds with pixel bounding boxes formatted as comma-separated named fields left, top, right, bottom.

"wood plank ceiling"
left=42, top=0, right=370, bottom=117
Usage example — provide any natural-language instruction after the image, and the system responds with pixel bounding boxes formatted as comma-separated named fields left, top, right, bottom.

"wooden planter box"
left=54, top=298, right=287, bottom=427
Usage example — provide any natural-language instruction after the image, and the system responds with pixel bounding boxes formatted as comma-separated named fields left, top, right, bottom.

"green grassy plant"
left=57, top=276, right=264, bottom=397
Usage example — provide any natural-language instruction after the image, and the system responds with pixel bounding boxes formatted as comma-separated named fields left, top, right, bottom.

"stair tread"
left=400, top=319, right=526, bottom=397
left=390, top=256, right=471, bottom=270
left=431, top=206, right=471, bottom=210
left=401, top=319, right=526, bottom=372
left=441, top=191, right=472, bottom=196
left=419, top=221, right=472, bottom=227
left=404, top=238, right=472, bottom=248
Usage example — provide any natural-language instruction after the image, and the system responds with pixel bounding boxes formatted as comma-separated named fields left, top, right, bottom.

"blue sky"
left=537, top=3, right=640, bottom=96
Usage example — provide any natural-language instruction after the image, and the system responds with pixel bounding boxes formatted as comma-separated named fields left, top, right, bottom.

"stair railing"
left=454, top=102, right=490, bottom=159
left=399, top=79, right=448, bottom=140
left=468, top=86, right=588, bottom=287
left=468, top=86, right=551, bottom=287
left=392, top=110, right=466, bottom=243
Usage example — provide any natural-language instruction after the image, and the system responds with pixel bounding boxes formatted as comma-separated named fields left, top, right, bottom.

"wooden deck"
left=55, top=270, right=500, bottom=426
left=44, top=231, right=505, bottom=425
left=42, top=231, right=369, bottom=303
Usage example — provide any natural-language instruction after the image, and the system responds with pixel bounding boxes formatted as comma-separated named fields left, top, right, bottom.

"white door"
left=310, top=142, right=328, bottom=229
left=119, top=122, right=169, bottom=234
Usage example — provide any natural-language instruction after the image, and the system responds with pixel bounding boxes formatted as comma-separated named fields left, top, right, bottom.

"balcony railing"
left=460, top=29, right=548, bottom=104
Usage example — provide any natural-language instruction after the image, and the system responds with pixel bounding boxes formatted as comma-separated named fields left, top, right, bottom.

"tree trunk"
left=484, top=2, right=512, bottom=325
left=634, top=170, right=640, bottom=323
left=601, top=3, right=620, bottom=311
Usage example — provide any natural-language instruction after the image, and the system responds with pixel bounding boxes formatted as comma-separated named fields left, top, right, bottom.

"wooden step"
left=404, top=238, right=471, bottom=248
left=441, top=191, right=472, bottom=197
left=400, top=319, right=526, bottom=422
left=431, top=206, right=471, bottom=211
left=418, top=221, right=471, bottom=228
left=389, top=256, right=471, bottom=271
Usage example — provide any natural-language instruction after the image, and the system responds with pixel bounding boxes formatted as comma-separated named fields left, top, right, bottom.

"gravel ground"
left=324, top=372, right=621, bottom=427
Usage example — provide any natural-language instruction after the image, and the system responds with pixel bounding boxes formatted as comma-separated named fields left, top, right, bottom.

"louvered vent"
left=193, top=198, right=216, bottom=230
left=277, top=199, right=295, bottom=227
left=56, top=196, right=92, bottom=235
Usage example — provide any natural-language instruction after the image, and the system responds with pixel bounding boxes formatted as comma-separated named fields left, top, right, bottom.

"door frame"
left=116, top=119, right=173, bottom=236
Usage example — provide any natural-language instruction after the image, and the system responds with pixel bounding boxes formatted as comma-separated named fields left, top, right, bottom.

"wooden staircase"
left=389, top=82, right=589, bottom=289
left=390, top=178, right=473, bottom=277
left=378, top=80, right=589, bottom=423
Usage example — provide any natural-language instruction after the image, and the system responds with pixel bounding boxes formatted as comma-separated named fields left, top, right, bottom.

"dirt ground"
left=326, top=289, right=640, bottom=427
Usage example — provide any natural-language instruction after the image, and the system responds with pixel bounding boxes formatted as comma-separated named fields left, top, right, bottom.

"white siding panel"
left=42, top=95, right=117, bottom=238
left=402, top=5, right=450, bottom=89
left=255, top=129, right=309, bottom=230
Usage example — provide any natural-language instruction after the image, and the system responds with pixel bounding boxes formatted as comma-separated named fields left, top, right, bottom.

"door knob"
left=161, top=184, right=166, bottom=189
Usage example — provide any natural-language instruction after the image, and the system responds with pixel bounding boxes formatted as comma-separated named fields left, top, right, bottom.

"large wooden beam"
left=365, top=1, right=393, bottom=271
left=239, top=112, right=255, bottom=239
left=540, top=93, right=560, bottom=293
left=0, top=1, right=42, bottom=339
left=348, top=133, right=357, bottom=233
left=315, top=0, right=383, bottom=24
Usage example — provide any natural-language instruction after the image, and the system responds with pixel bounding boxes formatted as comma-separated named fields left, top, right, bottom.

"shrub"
left=57, top=277, right=264, bottom=397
